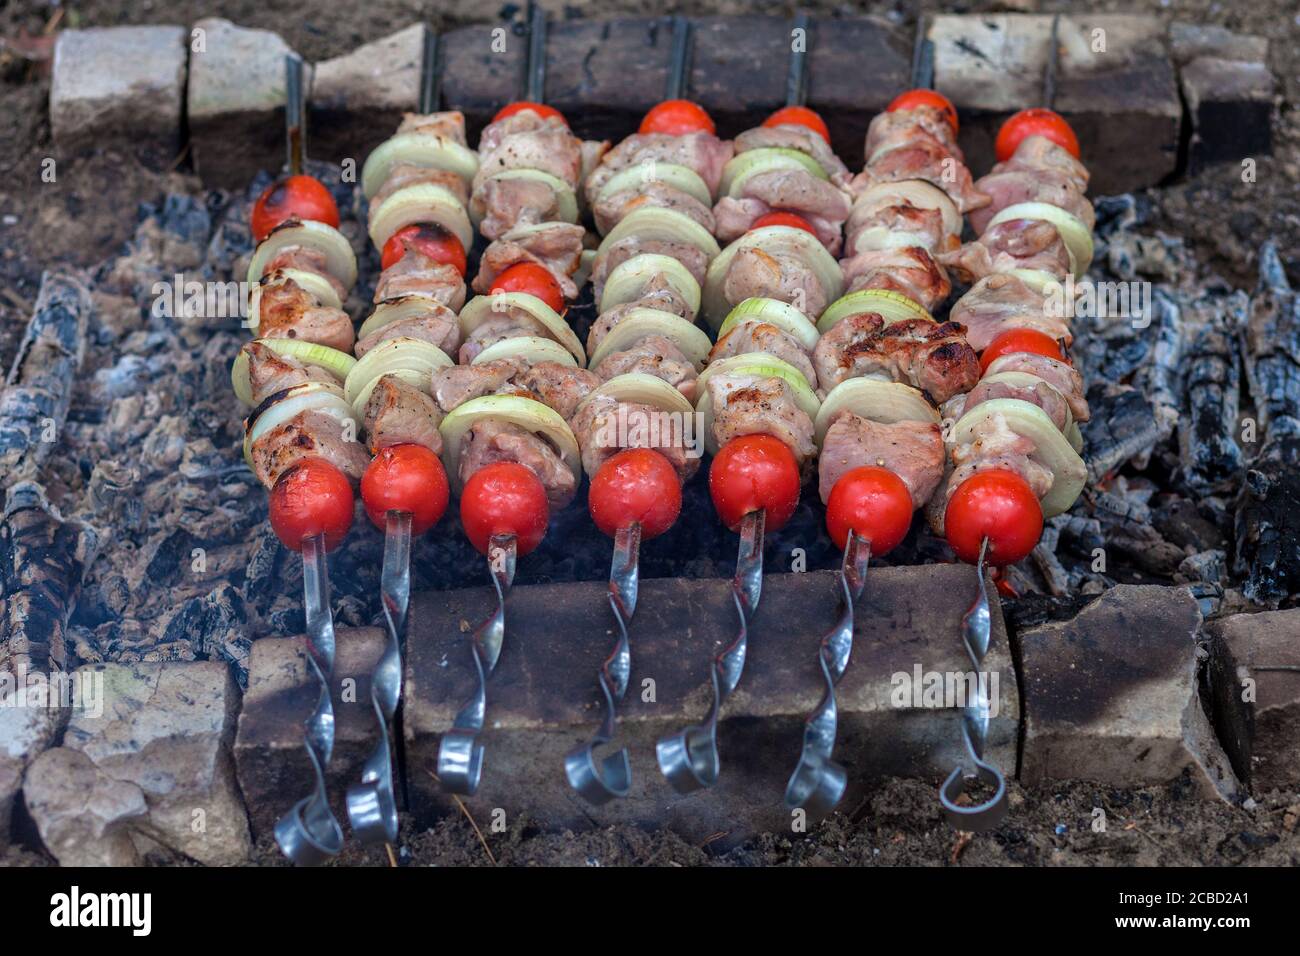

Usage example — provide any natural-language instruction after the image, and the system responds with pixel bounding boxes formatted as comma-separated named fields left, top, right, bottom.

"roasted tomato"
left=251, top=175, right=340, bottom=242
left=886, top=89, right=959, bottom=135
left=639, top=99, right=716, bottom=136
left=763, top=105, right=831, bottom=144
left=268, top=458, right=355, bottom=551
left=493, top=101, right=568, bottom=126
left=978, top=328, right=1067, bottom=374
left=460, top=462, right=550, bottom=556
left=360, top=444, right=450, bottom=535
left=995, top=107, right=1080, bottom=162
left=489, top=262, right=566, bottom=314
left=944, top=469, right=1043, bottom=566
left=380, top=223, right=468, bottom=276
left=824, top=466, right=913, bottom=556
left=709, top=434, right=801, bottom=532
left=589, top=448, right=682, bottom=539
left=750, top=211, right=817, bottom=235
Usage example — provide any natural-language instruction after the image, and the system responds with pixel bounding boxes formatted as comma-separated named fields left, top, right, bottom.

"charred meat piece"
left=514, top=362, right=602, bottom=421
left=569, top=393, right=700, bottom=481
left=432, top=358, right=529, bottom=413
left=706, top=373, right=817, bottom=464
left=948, top=273, right=1072, bottom=352
left=361, top=374, right=444, bottom=455
left=819, top=411, right=944, bottom=507
left=242, top=341, right=341, bottom=405
left=471, top=222, right=586, bottom=301
left=584, top=131, right=734, bottom=203
left=256, top=276, right=355, bottom=353
left=592, top=181, right=716, bottom=235
left=396, top=110, right=469, bottom=145
left=939, top=218, right=1073, bottom=284
left=263, top=247, right=347, bottom=302
left=374, top=252, right=466, bottom=310
left=354, top=307, right=461, bottom=360
left=722, top=245, right=829, bottom=320
left=710, top=319, right=818, bottom=392
left=840, top=246, right=951, bottom=312
left=591, top=237, right=711, bottom=306
left=713, top=168, right=851, bottom=254
left=458, top=418, right=577, bottom=509
left=812, top=312, right=979, bottom=403
left=475, top=174, right=566, bottom=241
left=855, top=131, right=988, bottom=213
left=592, top=336, right=701, bottom=403
left=250, top=410, right=369, bottom=489
left=734, top=124, right=851, bottom=184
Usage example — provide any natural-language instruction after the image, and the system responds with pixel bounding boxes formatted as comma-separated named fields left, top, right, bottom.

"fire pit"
left=0, top=6, right=1298, bottom=871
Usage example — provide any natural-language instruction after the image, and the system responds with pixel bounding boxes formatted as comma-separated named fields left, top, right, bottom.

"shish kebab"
left=233, top=54, right=362, bottom=866
left=650, top=12, right=854, bottom=793
left=563, top=15, right=720, bottom=804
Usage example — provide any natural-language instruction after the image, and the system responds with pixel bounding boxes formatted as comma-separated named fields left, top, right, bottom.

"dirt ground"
left=1, top=0, right=1299, bottom=867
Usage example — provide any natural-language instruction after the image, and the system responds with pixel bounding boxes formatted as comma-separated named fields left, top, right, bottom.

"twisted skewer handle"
left=657, top=508, right=764, bottom=792
left=784, top=532, right=870, bottom=817
left=565, top=523, right=640, bottom=804
left=347, top=510, right=411, bottom=845
left=939, top=537, right=1008, bottom=831
left=437, top=533, right=516, bottom=795
left=275, top=533, right=344, bottom=865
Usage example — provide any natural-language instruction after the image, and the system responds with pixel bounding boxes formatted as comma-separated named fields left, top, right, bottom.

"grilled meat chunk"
left=945, top=411, right=1055, bottom=506
left=370, top=164, right=470, bottom=214
left=592, top=336, right=701, bottom=403
left=706, top=373, right=817, bottom=464
left=374, top=252, right=466, bottom=309
left=361, top=374, right=444, bottom=454
left=241, top=341, right=341, bottom=405
left=458, top=419, right=577, bottom=509
left=939, top=218, right=1073, bottom=284
left=855, top=130, right=988, bottom=213
left=968, top=134, right=1091, bottom=235
left=354, top=306, right=461, bottom=359
left=263, top=247, right=348, bottom=302
left=963, top=376, right=1071, bottom=432
left=818, top=411, right=944, bottom=507
left=514, top=362, right=601, bottom=421
left=586, top=287, right=695, bottom=353
left=813, top=312, right=979, bottom=403
left=710, top=319, right=818, bottom=392
left=396, top=110, right=468, bottom=145
left=474, top=111, right=583, bottom=191
left=845, top=187, right=957, bottom=256
left=947, top=273, right=1073, bottom=352
left=250, top=410, right=369, bottom=489
left=592, top=181, right=716, bottom=235
left=471, top=222, right=586, bottom=301
left=864, top=105, right=963, bottom=159
left=432, top=359, right=528, bottom=412
left=474, top=174, right=566, bottom=240
left=713, top=169, right=851, bottom=254
left=722, top=245, right=829, bottom=320
left=840, top=246, right=951, bottom=312
left=569, top=393, right=700, bottom=481
left=985, top=351, right=1088, bottom=422
left=584, top=132, right=734, bottom=203
left=734, top=124, right=851, bottom=184
left=256, top=276, right=355, bottom=353
left=591, top=237, right=711, bottom=306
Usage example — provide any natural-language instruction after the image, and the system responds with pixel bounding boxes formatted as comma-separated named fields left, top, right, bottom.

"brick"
left=1019, top=585, right=1242, bottom=801
left=24, top=747, right=147, bottom=866
left=310, top=24, right=425, bottom=167
left=1206, top=609, right=1300, bottom=793
left=0, top=686, right=68, bottom=847
left=49, top=26, right=187, bottom=160
left=404, top=564, right=1017, bottom=844
left=1181, top=56, right=1275, bottom=171
left=187, top=18, right=296, bottom=189
left=62, top=661, right=250, bottom=865
left=930, top=13, right=1180, bottom=193
left=233, top=628, right=386, bottom=838
left=1169, top=23, right=1268, bottom=66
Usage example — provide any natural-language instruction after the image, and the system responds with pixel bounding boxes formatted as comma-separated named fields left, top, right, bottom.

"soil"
left=1, top=0, right=1298, bottom=868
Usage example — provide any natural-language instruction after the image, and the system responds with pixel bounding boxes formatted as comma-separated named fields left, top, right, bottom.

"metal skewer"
left=419, top=25, right=442, bottom=116
left=524, top=1, right=548, bottom=105
left=657, top=508, right=764, bottom=791
left=664, top=15, right=694, bottom=101
left=784, top=11, right=810, bottom=109
left=565, top=524, right=638, bottom=802
left=939, top=537, right=1008, bottom=830
left=275, top=533, right=345, bottom=864
left=910, top=12, right=934, bottom=91
left=437, top=534, right=516, bottom=794
left=285, top=53, right=306, bottom=176
left=345, top=30, right=442, bottom=848
left=784, top=533, right=869, bottom=817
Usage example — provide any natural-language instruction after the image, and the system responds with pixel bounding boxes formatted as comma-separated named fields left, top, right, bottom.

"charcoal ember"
left=1153, top=495, right=1228, bottom=553
left=1089, top=484, right=1188, bottom=577
left=1242, top=243, right=1300, bottom=434
left=144, top=528, right=194, bottom=586
left=1132, top=288, right=1187, bottom=445
left=86, top=459, right=143, bottom=531
left=0, top=272, right=91, bottom=482
left=1081, top=383, right=1163, bottom=480
left=1180, top=293, right=1247, bottom=493
left=159, top=584, right=250, bottom=682
left=1177, top=549, right=1227, bottom=585
left=0, top=483, right=100, bottom=676
left=241, top=526, right=281, bottom=608
left=1234, top=434, right=1300, bottom=606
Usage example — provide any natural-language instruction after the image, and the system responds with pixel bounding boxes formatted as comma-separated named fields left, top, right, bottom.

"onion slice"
left=470, top=169, right=578, bottom=227
left=231, top=338, right=356, bottom=406
left=718, top=296, right=820, bottom=352
left=572, top=373, right=697, bottom=476
left=596, top=207, right=721, bottom=263
left=816, top=288, right=933, bottom=335
left=248, top=220, right=358, bottom=291
left=599, top=253, right=702, bottom=319
left=850, top=180, right=962, bottom=248
left=813, top=378, right=938, bottom=446
left=701, top=225, right=843, bottom=331
left=361, top=132, right=479, bottom=199
left=343, top=337, right=454, bottom=413
left=357, top=294, right=460, bottom=344
left=694, top=351, right=821, bottom=456
left=594, top=162, right=713, bottom=211
left=368, top=182, right=474, bottom=253
left=471, top=335, right=578, bottom=367
left=589, top=309, right=713, bottom=372
left=241, top=381, right=355, bottom=469
left=438, top=394, right=582, bottom=495
left=988, top=201, right=1094, bottom=279
left=459, top=291, right=586, bottom=366
left=719, top=147, right=827, bottom=198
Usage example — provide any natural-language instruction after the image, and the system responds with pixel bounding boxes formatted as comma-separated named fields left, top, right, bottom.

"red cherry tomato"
left=380, top=223, right=468, bottom=276
left=250, top=174, right=340, bottom=243
left=750, top=211, right=817, bottom=235
left=268, top=458, right=354, bottom=552
left=493, top=101, right=568, bottom=126
left=944, top=470, right=1043, bottom=567
left=886, top=89, right=959, bottom=135
left=489, top=262, right=566, bottom=314
left=709, top=434, right=801, bottom=533
left=460, top=462, right=550, bottom=557
left=995, top=107, right=1079, bottom=163
left=639, top=99, right=716, bottom=136
left=979, top=327, right=1067, bottom=375
left=763, top=105, right=830, bottom=144
left=360, top=444, right=450, bottom=535
left=824, top=466, right=913, bottom=557
left=589, top=448, right=682, bottom=540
